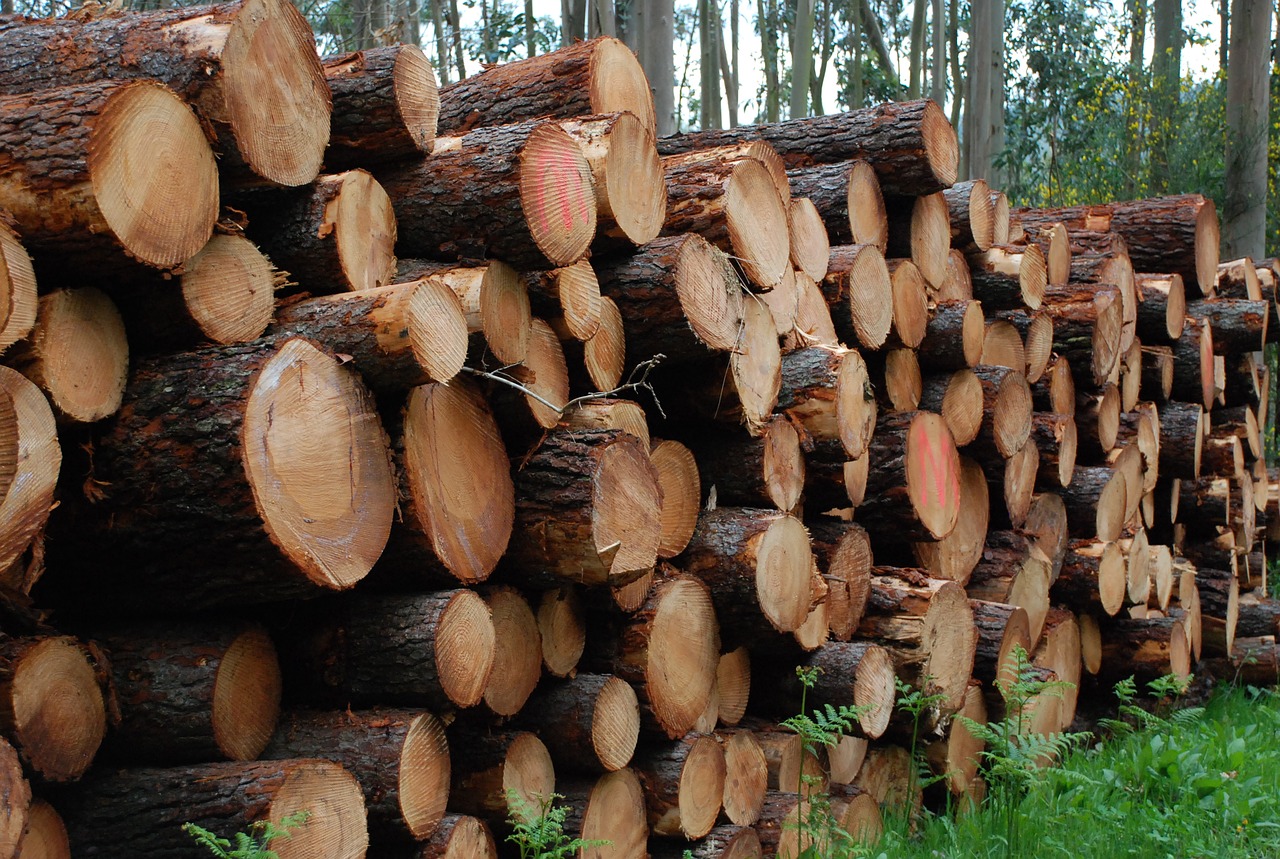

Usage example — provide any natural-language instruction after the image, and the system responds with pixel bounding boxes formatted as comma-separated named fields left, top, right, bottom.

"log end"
left=602, top=113, right=666, bottom=246
left=838, top=245, right=893, bottom=349
left=921, top=99, right=960, bottom=188
left=905, top=412, right=963, bottom=541
left=853, top=644, right=897, bottom=739
left=536, top=588, right=586, bottom=678
left=268, top=760, right=369, bottom=859
left=965, top=179, right=995, bottom=251
left=836, top=349, right=876, bottom=459
left=332, top=170, right=398, bottom=292
left=211, top=627, right=282, bottom=761
left=589, top=38, right=658, bottom=136
left=921, top=582, right=978, bottom=714
left=437, top=589, right=499, bottom=708
left=789, top=198, right=832, bottom=282
left=555, top=260, right=604, bottom=341
left=519, top=124, right=598, bottom=267
left=1194, top=199, right=1221, bottom=293
left=0, top=368, right=60, bottom=582
left=725, top=159, right=791, bottom=289
left=675, top=736, right=727, bottom=838
left=10, top=637, right=105, bottom=782
left=941, top=369, right=983, bottom=447
left=580, top=768, right=648, bottom=856
left=483, top=587, right=543, bottom=716
left=721, top=732, right=767, bottom=826
left=408, top=278, right=469, bottom=383
left=592, top=435, right=663, bottom=583
left=243, top=338, right=396, bottom=589
left=756, top=515, right=816, bottom=633
left=222, top=0, right=333, bottom=186
left=960, top=300, right=986, bottom=368
left=27, top=288, right=128, bottom=424
left=650, top=439, right=701, bottom=558
left=762, top=417, right=805, bottom=513
left=89, top=81, right=218, bottom=268
left=715, top=647, right=751, bottom=726
left=481, top=261, right=532, bottom=365
left=646, top=577, right=719, bottom=739
left=846, top=160, right=889, bottom=253
left=911, top=193, right=951, bottom=287
left=15, top=798, right=63, bottom=859
left=181, top=234, right=277, bottom=345
left=730, top=299, right=783, bottom=434
left=1045, top=223, right=1071, bottom=286
left=890, top=260, right=930, bottom=348
left=392, top=44, right=441, bottom=155
left=674, top=234, right=747, bottom=353
left=399, top=712, right=451, bottom=839
left=992, top=370, right=1033, bottom=459
left=0, top=222, right=38, bottom=353
left=1019, top=243, right=1047, bottom=309
left=0, top=739, right=29, bottom=852
left=504, top=733, right=557, bottom=823
left=523, top=318, right=570, bottom=428
left=592, top=676, right=640, bottom=772
left=583, top=295, right=626, bottom=390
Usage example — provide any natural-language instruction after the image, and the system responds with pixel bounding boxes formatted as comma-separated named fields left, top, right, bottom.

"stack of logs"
left=0, top=2, right=1272, bottom=857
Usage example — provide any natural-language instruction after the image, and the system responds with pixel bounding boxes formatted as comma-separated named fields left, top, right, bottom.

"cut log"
left=379, top=119, right=596, bottom=270
left=966, top=534, right=1051, bottom=642
left=271, top=278, right=467, bottom=391
left=559, top=112, right=666, bottom=248
left=59, top=759, right=367, bottom=858
left=634, top=734, right=725, bottom=839
left=438, top=36, right=655, bottom=135
left=786, top=272, right=841, bottom=349
left=966, top=364, right=1032, bottom=460
left=808, top=521, right=874, bottom=640
left=1028, top=609, right=1082, bottom=732
left=776, top=346, right=876, bottom=458
left=581, top=299, right=626, bottom=391
left=1054, top=540, right=1127, bottom=617
left=0, top=220, right=37, bottom=354
left=1170, top=316, right=1215, bottom=409
left=679, top=507, right=816, bottom=636
left=753, top=642, right=897, bottom=739
left=970, top=601, right=1032, bottom=690
left=655, top=99, right=958, bottom=195
left=263, top=709, right=449, bottom=844
left=525, top=261, right=602, bottom=342
left=558, top=769, right=648, bottom=858
left=981, top=319, right=1025, bottom=373
left=247, top=170, right=396, bottom=295
left=481, top=586, right=542, bottom=717
left=718, top=731, right=767, bottom=826
left=1032, top=412, right=1077, bottom=488
left=885, top=260, right=931, bottom=348
left=1122, top=528, right=1152, bottom=605
left=14, top=797, right=60, bottom=859
left=1013, top=194, right=1219, bottom=292
left=0, top=0, right=331, bottom=187
left=1070, top=249, right=1138, bottom=350
left=536, top=587, right=586, bottom=678
left=998, top=436, right=1041, bottom=528
left=917, top=300, right=984, bottom=371
left=759, top=268, right=800, bottom=336
left=913, top=456, right=990, bottom=584
left=0, top=80, right=217, bottom=274
left=940, top=248, right=975, bottom=301
left=279, top=590, right=496, bottom=710
left=1214, top=405, right=1262, bottom=460
left=944, top=179, right=994, bottom=250
left=919, top=369, right=983, bottom=447
left=789, top=198, right=833, bottom=281
left=1216, top=256, right=1263, bottom=300
left=877, top=348, right=923, bottom=411
left=661, top=146, right=790, bottom=288
left=1158, top=400, right=1205, bottom=479
left=1062, top=463, right=1131, bottom=542
left=1042, top=282, right=1124, bottom=387
left=785, top=161, right=886, bottom=250
left=95, top=623, right=280, bottom=765
left=885, top=192, right=950, bottom=287
left=856, top=570, right=976, bottom=716
left=1097, top=615, right=1192, bottom=682
left=6, top=288, right=127, bottom=424
left=858, top=410, right=962, bottom=542
left=443, top=724, right=554, bottom=825
left=715, top=647, right=752, bottom=727
left=1141, top=345, right=1175, bottom=402
left=1201, top=636, right=1280, bottom=686
left=1031, top=355, right=1076, bottom=416
left=993, top=308, right=1054, bottom=383
left=1075, top=383, right=1121, bottom=461
left=396, top=258, right=531, bottom=365
left=595, top=234, right=744, bottom=364
left=508, top=428, right=661, bottom=587
left=322, top=44, right=438, bottom=169
left=1018, top=221, right=1071, bottom=286
left=1135, top=272, right=1187, bottom=343
left=967, top=244, right=1047, bottom=310
left=690, top=418, right=804, bottom=512
left=1185, top=298, right=1269, bottom=354
left=517, top=674, right=639, bottom=775
left=822, top=244, right=893, bottom=349
left=0, top=737, right=26, bottom=857
left=651, top=824, right=761, bottom=858
left=927, top=683, right=986, bottom=797
left=0, top=368, right=57, bottom=594
left=414, top=815, right=496, bottom=859
left=1236, top=596, right=1280, bottom=639
left=649, top=440, right=701, bottom=559
left=703, top=297, right=783, bottom=434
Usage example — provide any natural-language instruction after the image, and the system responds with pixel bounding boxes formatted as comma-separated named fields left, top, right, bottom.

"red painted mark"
left=537, top=147, right=590, bottom=235
left=913, top=420, right=957, bottom=511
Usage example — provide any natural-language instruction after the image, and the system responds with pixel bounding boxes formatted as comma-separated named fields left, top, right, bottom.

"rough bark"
left=322, top=44, right=439, bottom=170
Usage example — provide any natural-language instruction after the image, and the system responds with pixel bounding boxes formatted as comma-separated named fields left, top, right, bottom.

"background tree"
left=1222, top=0, right=1272, bottom=258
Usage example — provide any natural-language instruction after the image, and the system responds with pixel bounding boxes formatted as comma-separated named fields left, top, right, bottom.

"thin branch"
left=460, top=353, right=668, bottom=419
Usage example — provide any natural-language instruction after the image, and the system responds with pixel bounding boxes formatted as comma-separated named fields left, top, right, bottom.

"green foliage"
left=504, top=790, right=609, bottom=859
left=183, top=811, right=309, bottom=859
left=893, top=675, right=949, bottom=824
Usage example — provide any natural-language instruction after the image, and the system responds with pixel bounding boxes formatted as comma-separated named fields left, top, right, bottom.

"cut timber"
left=913, top=456, right=990, bottom=584
left=1032, top=355, right=1076, bottom=415
left=857, top=570, right=977, bottom=716
left=247, top=170, right=397, bottom=294
left=789, top=199, right=832, bottom=281
left=993, top=308, right=1054, bottom=383
left=716, top=648, right=752, bottom=725
left=970, top=601, right=1032, bottom=689
left=15, top=797, right=59, bottom=859
left=999, top=437, right=1041, bottom=527
left=808, top=521, right=874, bottom=640
left=1097, top=616, right=1192, bottom=682
left=651, top=824, right=761, bottom=858
left=661, top=147, right=790, bottom=288
left=1136, top=273, right=1187, bottom=342
left=927, top=684, right=986, bottom=797
left=0, top=0, right=331, bottom=187
left=272, top=278, right=468, bottom=391
left=760, top=268, right=800, bottom=335
left=691, top=418, right=804, bottom=512
left=396, top=259, right=531, bottom=365
left=885, top=192, right=950, bottom=287
left=516, top=674, right=639, bottom=774
left=777, top=346, right=876, bottom=458
left=940, top=248, right=975, bottom=300
left=1170, top=316, right=1215, bottom=409
left=1062, top=465, right=1129, bottom=542
left=0, top=738, right=26, bottom=856
left=1216, top=257, right=1262, bottom=300
left=754, top=643, right=897, bottom=739
left=415, top=815, right=497, bottom=859
left=1141, top=346, right=1175, bottom=402
left=944, top=179, right=994, bottom=250
left=712, top=297, right=784, bottom=434
left=1018, top=221, right=1071, bottom=286
left=1075, top=383, right=1121, bottom=460
left=858, top=411, right=962, bottom=542
left=1025, top=492, right=1071, bottom=579
left=446, top=725, right=553, bottom=824
left=559, top=769, right=648, bottom=858
left=967, top=244, right=1047, bottom=309
left=786, top=162, right=884, bottom=252
left=1032, top=412, right=1078, bottom=488
left=655, top=99, right=958, bottom=195
left=537, top=588, right=586, bottom=678
left=96, top=623, right=280, bottom=765
left=263, top=709, right=449, bottom=844
left=634, top=734, right=725, bottom=838
left=595, top=234, right=744, bottom=363
left=822, top=244, right=893, bottom=349
left=787, top=272, right=841, bottom=348
left=438, top=37, right=655, bottom=135
left=525, top=261, right=602, bottom=341
left=508, top=429, right=661, bottom=587
left=680, top=508, right=816, bottom=635
left=6, top=288, right=127, bottom=424
left=59, top=759, right=367, bottom=858
left=559, top=112, right=666, bottom=247
left=1071, top=250, right=1138, bottom=349
left=1029, top=610, right=1082, bottom=732
left=0, top=80, right=217, bottom=273
left=0, top=636, right=105, bottom=782
left=919, top=369, right=982, bottom=447
left=482, top=586, right=542, bottom=716
left=71, top=338, right=395, bottom=607
left=280, top=590, right=496, bottom=710
left=1185, top=298, right=1269, bottom=354
left=0, top=220, right=37, bottom=353
left=1042, top=283, right=1124, bottom=387
left=981, top=319, right=1025, bottom=373
left=919, top=300, right=985, bottom=371
left=583, top=297, right=626, bottom=390
left=0, top=368, right=58, bottom=593
left=967, top=364, right=1033, bottom=460
left=1201, top=636, right=1280, bottom=686
left=322, top=44, right=439, bottom=169
left=886, top=260, right=931, bottom=348
left=650, top=440, right=701, bottom=558
left=879, top=348, right=922, bottom=411
left=379, top=120, right=596, bottom=270
left=750, top=730, right=827, bottom=792
left=1054, top=540, right=1127, bottom=617
left=1013, top=194, right=1219, bottom=292
left=719, top=733, right=767, bottom=826
left=380, top=380, right=513, bottom=585
left=991, top=191, right=1011, bottom=244
left=966, top=533, right=1051, bottom=641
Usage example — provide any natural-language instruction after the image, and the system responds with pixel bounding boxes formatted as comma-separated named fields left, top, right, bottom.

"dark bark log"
left=857, top=410, right=962, bottom=542
left=1041, top=283, right=1124, bottom=387
left=514, top=673, right=639, bottom=774
left=633, top=733, right=725, bottom=838
left=323, top=45, right=439, bottom=170
left=1185, top=298, right=1269, bottom=354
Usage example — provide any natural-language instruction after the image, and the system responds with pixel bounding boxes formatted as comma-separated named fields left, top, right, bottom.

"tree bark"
left=322, top=45, right=439, bottom=170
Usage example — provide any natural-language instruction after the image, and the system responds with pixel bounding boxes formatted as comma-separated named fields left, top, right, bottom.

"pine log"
left=1097, top=616, right=1192, bottom=682
left=0, top=0, right=331, bottom=187
left=786, top=160, right=886, bottom=250
left=0, top=80, right=217, bottom=274
left=535, top=587, right=586, bottom=678
left=1075, top=383, right=1121, bottom=461
left=1032, top=412, right=1077, bottom=488
left=1135, top=272, right=1187, bottom=343
left=480, top=586, right=542, bottom=716
left=557, top=769, right=648, bottom=857
left=649, top=439, right=701, bottom=559
left=970, top=600, right=1032, bottom=689
left=997, top=436, right=1041, bottom=528
left=1017, top=221, right=1071, bottom=285
left=1214, top=405, right=1263, bottom=460
left=993, top=308, right=1055, bottom=383
left=94, top=623, right=280, bottom=765
left=1031, top=355, right=1076, bottom=416
left=246, top=170, right=397, bottom=295
left=1026, top=609, right=1082, bottom=733
left=718, top=731, right=767, bottom=826
left=0, top=220, right=37, bottom=354
left=913, top=456, right=990, bottom=584
left=514, top=674, right=639, bottom=775
left=916, top=300, right=984, bottom=371
left=277, top=590, right=496, bottom=711
left=634, top=734, right=725, bottom=839
left=1216, top=256, right=1263, bottom=300
left=524, top=260, right=602, bottom=342
left=857, top=410, right=962, bottom=542
left=1221, top=351, right=1263, bottom=409
left=1053, top=540, right=1127, bottom=617
left=1070, top=249, right=1137, bottom=350
left=966, top=364, right=1032, bottom=460
left=981, top=319, right=1025, bottom=375
left=884, top=192, right=951, bottom=287
left=595, top=234, right=745, bottom=363
left=759, top=267, right=800, bottom=336
left=789, top=198, right=833, bottom=281
left=807, top=520, right=873, bottom=640
left=966, top=531, right=1052, bottom=641
left=378, top=119, right=596, bottom=270
left=5, top=288, right=127, bottom=424
left=0, top=738, right=26, bottom=857
left=940, top=247, right=975, bottom=300
left=559, top=112, right=666, bottom=248
left=263, top=709, right=449, bottom=844
left=1041, top=283, right=1124, bottom=387
left=991, top=190, right=1012, bottom=242
left=14, top=797, right=58, bottom=859
left=0, top=368, right=58, bottom=594
left=875, top=347, right=924, bottom=411
left=689, top=418, right=804, bottom=512
left=59, top=759, right=367, bottom=858
left=413, top=814, right=497, bottom=859
left=678, top=298, right=782, bottom=435
left=1158, top=400, right=1206, bottom=479
left=926, top=683, right=986, bottom=797
left=752, top=642, right=896, bottom=739
left=822, top=244, right=894, bottom=349
left=1169, top=316, right=1215, bottom=409
left=966, top=244, right=1047, bottom=310
left=1235, top=596, right=1280, bottom=638
left=54, top=338, right=396, bottom=608
left=1195, top=567, right=1239, bottom=655
left=786, top=271, right=841, bottom=349
left=1200, top=636, right=1280, bottom=686
left=882, top=260, right=929, bottom=349
left=1141, top=345, right=1175, bottom=402
left=655, top=99, right=958, bottom=195
left=446, top=723, right=554, bottom=825
left=507, top=428, right=661, bottom=587
left=1185, top=298, right=1269, bottom=354
left=920, top=369, right=982, bottom=447
left=944, top=179, right=994, bottom=250
left=437, top=36, right=655, bottom=134
left=395, top=258, right=531, bottom=365
left=650, top=824, right=761, bottom=858
left=322, top=44, right=438, bottom=169
left=776, top=346, right=876, bottom=458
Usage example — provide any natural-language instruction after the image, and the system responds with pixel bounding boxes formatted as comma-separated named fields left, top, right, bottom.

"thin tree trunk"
left=948, top=0, right=963, bottom=128
left=849, top=0, right=864, bottom=107
left=965, top=0, right=993, bottom=179
left=591, top=0, right=617, bottom=36
left=931, top=0, right=945, bottom=103
left=731, top=0, right=740, bottom=121
left=1220, top=0, right=1230, bottom=71
left=791, top=0, right=816, bottom=117
left=563, top=0, right=587, bottom=44
left=639, top=0, right=676, bottom=134
left=809, top=0, right=833, bottom=115
left=719, top=4, right=738, bottom=126
left=860, top=2, right=902, bottom=94
left=760, top=0, right=781, bottom=121
left=1150, top=0, right=1182, bottom=193
left=449, top=0, right=466, bottom=77
left=699, top=0, right=722, bottom=128
left=909, top=0, right=927, bottom=98
left=1222, top=0, right=1272, bottom=258
left=1123, top=0, right=1147, bottom=196
left=430, top=0, right=451, bottom=83
left=526, top=0, right=537, bottom=55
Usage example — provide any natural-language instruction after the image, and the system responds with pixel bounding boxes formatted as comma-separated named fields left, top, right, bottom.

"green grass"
left=865, top=684, right=1280, bottom=859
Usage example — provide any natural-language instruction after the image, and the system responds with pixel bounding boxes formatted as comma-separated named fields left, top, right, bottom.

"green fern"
left=183, top=811, right=310, bottom=859
left=504, top=790, right=609, bottom=859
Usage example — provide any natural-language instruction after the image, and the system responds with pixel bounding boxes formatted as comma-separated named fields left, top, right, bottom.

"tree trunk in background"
left=719, top=11, right=739, bottom=127
left=948, top=0, right=962, bottom=128
left=931, top=0, right=945, bottom=104
left=430, top=0, right=451, bottom=83
left=760, top=0, right=781, bottom=121
left=990, top=0, right=1005, bottom=184
left=563, top=0, right=587, bottom=45
left=1220, top=0, right=1230, bottom=71
left=850, top=0, right=864, bottom=107
left=1222, top=0, right=1272, bottom=258
left=526, top=0, right=538, bottom=55
left=637, top=0, right=676, bottom=135
left=860, top=2, right=902, bottom=95
left=590, top=0, right=617, bottom=36
left=1124, top=0, right=1147, bottom=197
left=791, top=0, right=815, bottom=118
left=1150, top=0, right=1182, bottom=193
left=809, top=0, right=833, bottom=116
left=699, top=0, right=722, bottom=128
left=731, top=0, right=740, bottom=122
left=909, top=0, right=927, bottom=98
left=449, top=0, right=467, bottom=77
left=964, top=0, right=992, bottom=179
